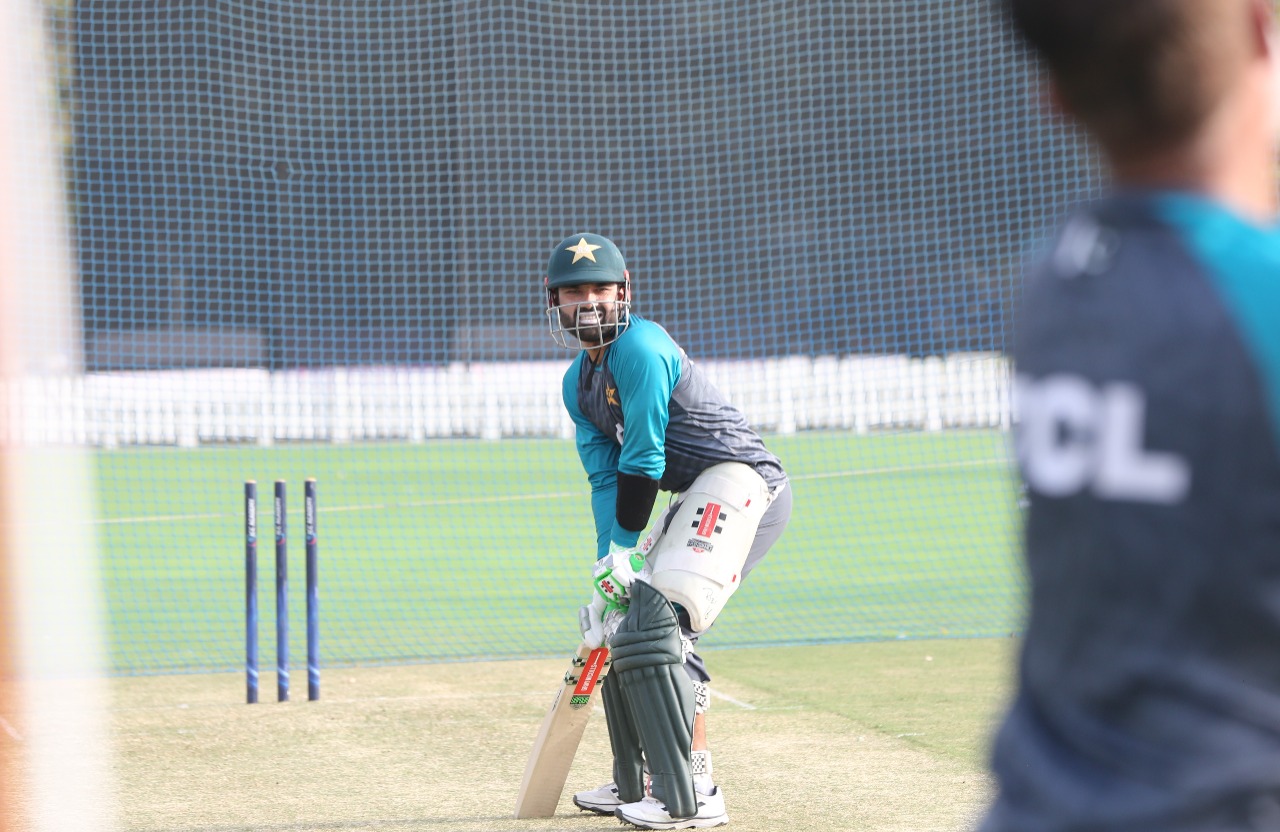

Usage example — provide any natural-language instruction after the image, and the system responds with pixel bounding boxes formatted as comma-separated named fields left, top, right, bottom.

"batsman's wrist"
left=608, top=523, right=642, bottom=552
left=607, top=540, right=646, bottom=573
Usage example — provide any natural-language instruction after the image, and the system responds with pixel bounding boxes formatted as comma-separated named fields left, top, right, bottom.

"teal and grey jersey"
left=562, top=315, right=787, bottom=560
left=983, top=192, right=1280, bottom=832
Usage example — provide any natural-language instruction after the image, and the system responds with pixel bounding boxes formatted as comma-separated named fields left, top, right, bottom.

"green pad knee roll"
left=601, top=674, right=646, bottom=803
left=609, top=580, right=697, bottom=819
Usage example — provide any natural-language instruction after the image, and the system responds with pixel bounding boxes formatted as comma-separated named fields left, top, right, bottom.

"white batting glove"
left=578, top=543, right=647, bottom=648
left=579, top=594, right=622, bottom=650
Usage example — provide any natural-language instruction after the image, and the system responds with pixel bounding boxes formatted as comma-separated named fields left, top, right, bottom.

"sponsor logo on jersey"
left=606, top=386, right=619, bottom=406
left=1015, top=373, right=1190, bottom=504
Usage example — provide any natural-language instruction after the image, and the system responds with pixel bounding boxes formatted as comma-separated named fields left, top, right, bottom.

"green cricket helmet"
left=545, top=233, right=632, bottom=350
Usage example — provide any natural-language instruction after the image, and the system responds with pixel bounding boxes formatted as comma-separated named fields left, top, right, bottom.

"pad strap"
left=691, top=680, right=710, bottom=714
left=691, top=749, right=712, bottom=778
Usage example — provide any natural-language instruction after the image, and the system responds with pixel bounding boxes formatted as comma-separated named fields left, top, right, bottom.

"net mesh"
left=34, top=0, right=1100, bottom=674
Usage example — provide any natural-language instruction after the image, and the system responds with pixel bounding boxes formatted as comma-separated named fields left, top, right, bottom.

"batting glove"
left=579, top=542, right=647, bottom=648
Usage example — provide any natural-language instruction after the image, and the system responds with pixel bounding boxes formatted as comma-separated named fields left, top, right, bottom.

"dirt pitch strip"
left=4, top=639, right=1013, bottom=831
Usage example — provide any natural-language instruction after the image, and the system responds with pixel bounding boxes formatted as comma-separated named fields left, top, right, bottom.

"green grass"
left=94, top=430, right=1026, bottom=674
left=710, top=639, right=1018, bottom=768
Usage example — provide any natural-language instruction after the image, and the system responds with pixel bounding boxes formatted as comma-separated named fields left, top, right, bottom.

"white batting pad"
left=648, top=462, right=771, bottom=631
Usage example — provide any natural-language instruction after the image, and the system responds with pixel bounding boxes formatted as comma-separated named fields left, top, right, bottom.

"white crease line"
left=97, top=457, right=1013, bottom=525
left=98, top=490, right=585, bottom=524
left=0, top=717, right=23, bottom=741
left=323, top=491, right=582, bottom=514
left=794, top=457, right=1008, bottom=481
left=101, top=512, right=223, bottom=525
left=710, top=690, right=756, bottom=710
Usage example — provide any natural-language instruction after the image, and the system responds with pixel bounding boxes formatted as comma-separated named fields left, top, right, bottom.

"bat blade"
left=513, top=643, right=611, bottom=818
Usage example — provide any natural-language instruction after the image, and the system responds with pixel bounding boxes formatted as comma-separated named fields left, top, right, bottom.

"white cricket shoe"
left=572, top=782, right=623, bottom=815
left=615, top=787, right=729, bottom=829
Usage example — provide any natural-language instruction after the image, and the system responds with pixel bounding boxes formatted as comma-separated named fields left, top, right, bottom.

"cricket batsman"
left=544, top=232, right=792, bottom=829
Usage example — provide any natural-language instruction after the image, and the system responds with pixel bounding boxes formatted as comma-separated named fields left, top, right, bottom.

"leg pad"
left=609, top=580, right=698, bottom=819
left=601, top=674, right=646, bottom=803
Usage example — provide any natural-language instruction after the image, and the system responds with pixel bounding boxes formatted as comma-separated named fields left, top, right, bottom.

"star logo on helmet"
left=566, top=237, right=603, bottom=264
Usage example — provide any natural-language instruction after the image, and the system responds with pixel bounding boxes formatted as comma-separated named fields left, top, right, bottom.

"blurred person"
left=982, top=1, right=1280, bottom=830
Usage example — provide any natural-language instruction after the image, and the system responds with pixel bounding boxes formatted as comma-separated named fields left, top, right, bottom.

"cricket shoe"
left=573, top=782, right=623, bottom=815
left=615, top=787, right=728, bottom=829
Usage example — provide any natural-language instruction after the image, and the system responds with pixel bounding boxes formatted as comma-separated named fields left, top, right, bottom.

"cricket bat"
left=513, top=642, right=611, bottom=818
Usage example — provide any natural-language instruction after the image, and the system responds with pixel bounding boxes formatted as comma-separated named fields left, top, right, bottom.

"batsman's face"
left=556, top=282, right=625, bottom=345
